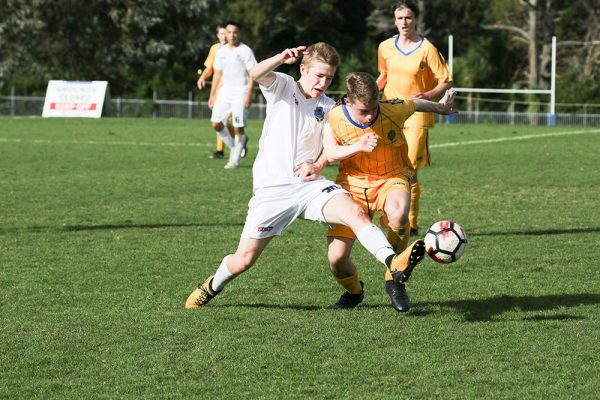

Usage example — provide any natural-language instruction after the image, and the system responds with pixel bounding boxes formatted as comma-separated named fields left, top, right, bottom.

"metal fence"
left=1, top=92, right=599, bottom=126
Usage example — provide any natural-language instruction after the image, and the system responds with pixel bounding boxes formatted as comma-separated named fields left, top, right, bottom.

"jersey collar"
left=341, top=96, right=380, bottom=129
left=394, top=35, right=424, bottom=56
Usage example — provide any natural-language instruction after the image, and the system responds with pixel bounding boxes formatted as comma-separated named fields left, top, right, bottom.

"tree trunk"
left=417, top=0, right=427, bottom=35
left=527, top=0, right=539, bottom=87
left=539, top=0, right=554, bottom=89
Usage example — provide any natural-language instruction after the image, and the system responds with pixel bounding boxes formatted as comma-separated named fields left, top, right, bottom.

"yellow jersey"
left=378, top=36, right=452, bottom=127
left=202, top=42, right=224, bottom=96
left=328, top=97, right=416, bottom=189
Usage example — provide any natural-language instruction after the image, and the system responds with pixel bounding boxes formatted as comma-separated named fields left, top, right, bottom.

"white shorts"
left=211, top=98, right=248, bottom=128
left=240, top=179, right=348, bottom=239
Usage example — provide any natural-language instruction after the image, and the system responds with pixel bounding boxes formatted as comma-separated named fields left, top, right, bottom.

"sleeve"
left=259, top=72, right=288, bottom=102
left=403, top=100, right=417, bottom=120
left=426, top=46, right=452, bottom=84
left=203, top=44, right=219, bottom=69
left=243, top=47, right=258, bottom=71
left=377, top=42, right=387, bottom=74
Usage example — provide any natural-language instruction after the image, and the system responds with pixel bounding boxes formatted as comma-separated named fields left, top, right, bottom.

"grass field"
left=1, top=117, right=599, bottom=399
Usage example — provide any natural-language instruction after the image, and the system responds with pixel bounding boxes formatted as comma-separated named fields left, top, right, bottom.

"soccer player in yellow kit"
left=196, top=24, right=238, bottom=160
left=324, top=72, right=455, bottom=312
left=377, top=0, right=452, bottom=236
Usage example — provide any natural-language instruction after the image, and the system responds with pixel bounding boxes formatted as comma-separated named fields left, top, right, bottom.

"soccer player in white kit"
left=186, top=43, right=425, bottom=309
left=209, top=21, right=257, bottom=168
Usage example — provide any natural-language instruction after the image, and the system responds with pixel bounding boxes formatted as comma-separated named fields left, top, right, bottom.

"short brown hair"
left=392, top=0, right=419, bottom=18
left=346, top=72, right=379, bottom=105
left=301, top=42, right=340, bottom=69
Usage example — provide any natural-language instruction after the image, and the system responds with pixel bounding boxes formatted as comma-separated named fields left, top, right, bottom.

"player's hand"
left=438, top=89, right=457, bottom=115
left=244, top=96, right=252, bottom=109
left=355, top=132, right=378, bottom=153
left=280, top=46, right=308, bottom=65
left=294, top=160, right=321, bottom=182
left=208, top=95, right=216, bottom=109
left=197, top=77, right=206, bottom=90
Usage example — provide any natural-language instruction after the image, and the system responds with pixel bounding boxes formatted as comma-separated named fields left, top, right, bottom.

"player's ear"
left=299, top=63, right=307, bottom=77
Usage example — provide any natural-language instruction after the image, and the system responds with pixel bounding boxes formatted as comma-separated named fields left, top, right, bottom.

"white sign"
left=42, top=80, right=108, bottom=118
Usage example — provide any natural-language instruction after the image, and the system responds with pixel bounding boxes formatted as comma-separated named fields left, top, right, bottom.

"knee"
left=386, top=209, right=409, bottom=227
left=212, top=121, right=224, bottom=130
left=346, top=203, right=370, bottom=224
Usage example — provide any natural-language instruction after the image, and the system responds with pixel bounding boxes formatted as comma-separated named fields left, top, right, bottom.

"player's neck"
left=296, top=81, right=312, bottom=99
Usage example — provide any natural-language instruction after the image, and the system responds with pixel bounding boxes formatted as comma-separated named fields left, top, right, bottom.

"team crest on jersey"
left=419, top=61, right=426, bottom=70
left=314, top=106, right=324, bottom=121
left=388, top=130, right=396, bottom=142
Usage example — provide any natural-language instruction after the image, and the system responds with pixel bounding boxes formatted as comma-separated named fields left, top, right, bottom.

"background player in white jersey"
left=196, top=24, right=234, bottom=160
left=185, top=43, right=425, bottom=309
left=209, top=21, right=257, bottom=169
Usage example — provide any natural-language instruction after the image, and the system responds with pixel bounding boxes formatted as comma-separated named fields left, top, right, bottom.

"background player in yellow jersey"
left=377, top=0, right=453, bottom=236
left=324, top=72, right=456, bottom=312
left=196, top=24, right=238, bottom=160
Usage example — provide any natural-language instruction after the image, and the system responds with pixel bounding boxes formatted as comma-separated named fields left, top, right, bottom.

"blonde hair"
left=346, top=72, right=379, bottom=104
left=301, top=42, right=340, bottom=68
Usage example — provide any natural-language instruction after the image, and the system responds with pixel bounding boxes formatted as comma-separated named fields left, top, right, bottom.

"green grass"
left=1, top=117, right=599, bottom=399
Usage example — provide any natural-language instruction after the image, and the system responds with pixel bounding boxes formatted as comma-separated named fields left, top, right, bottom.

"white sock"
left=216, top=127, right=234, bottom=149
left=228, top=135, right=243, bottom=165
left=211, top=255, right=236, bottom=292
left=355, top=224, right=395, bottom=265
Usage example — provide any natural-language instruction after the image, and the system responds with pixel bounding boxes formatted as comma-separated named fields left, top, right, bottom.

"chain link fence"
left=1, top=91, right=599, bottom=126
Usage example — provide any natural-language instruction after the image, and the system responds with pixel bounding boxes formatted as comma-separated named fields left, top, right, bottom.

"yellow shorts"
left=327, top=177, right=410, bottom=240
left=404, top=127, right=431, bottom=168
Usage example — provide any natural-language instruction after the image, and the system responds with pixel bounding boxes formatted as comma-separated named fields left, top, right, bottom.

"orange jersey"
left=378, top=36, right=452, bottom=127
left=203, top=42, right=225, bottom=96
left=329, top=98, right=416, bottom=189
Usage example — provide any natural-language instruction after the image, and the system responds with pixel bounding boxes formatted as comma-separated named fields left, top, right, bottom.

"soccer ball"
left=424, top=220, right=468, bottom=264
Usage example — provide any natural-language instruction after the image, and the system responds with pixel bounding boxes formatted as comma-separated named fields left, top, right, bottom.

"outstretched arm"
left=412, top=89, right=457, bottom=115
left=250, top=46, right=308, bottom=87
left=411, top=81, right=452, bottom=100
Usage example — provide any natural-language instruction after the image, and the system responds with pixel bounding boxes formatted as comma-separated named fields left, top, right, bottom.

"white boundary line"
left=430, top=128, right=600, bottom=148
left=1, top=128, right=599, bottom=149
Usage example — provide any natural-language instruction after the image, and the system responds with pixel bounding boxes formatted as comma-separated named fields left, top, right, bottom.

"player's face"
left=226, top=24, right=240, bottom=46
left=299, top=61, right=336, bottom=99
left=346, top=98, right=379, bottom=126
left=394, top=7, right=417, bottom=37
left=217, top=28, right=227, bottom=45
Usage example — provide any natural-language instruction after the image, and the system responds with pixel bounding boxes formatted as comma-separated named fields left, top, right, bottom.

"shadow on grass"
left=472, top=227, right=600, bottom=236
left=0, top=222, right=244, bottom=234
left=412, top=293, right=600, bottom=322
left=214, top=293, right=600, bottom=322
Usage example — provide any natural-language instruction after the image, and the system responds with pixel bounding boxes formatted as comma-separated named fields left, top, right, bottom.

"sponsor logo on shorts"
left=258, top=226, right=273, bottom=232
left=321, top=184, right=341, bottom=193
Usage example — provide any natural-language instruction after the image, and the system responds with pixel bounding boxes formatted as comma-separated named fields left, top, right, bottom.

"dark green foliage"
left=0, top=0, right=598, bottom=105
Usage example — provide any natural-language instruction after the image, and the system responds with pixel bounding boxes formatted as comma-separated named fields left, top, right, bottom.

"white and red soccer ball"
left=424, top=220, right=468, bottom=264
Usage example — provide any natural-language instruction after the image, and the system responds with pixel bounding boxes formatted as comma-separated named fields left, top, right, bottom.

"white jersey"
left=253, top=73, right=336, bottom=191
left=213, top=42, right=257, bottom=101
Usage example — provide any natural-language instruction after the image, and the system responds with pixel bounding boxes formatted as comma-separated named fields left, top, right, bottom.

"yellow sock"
left=216, top=136, right=224, bottom=152
left=335, top=273, right=362, bottom=295
left=384, top=223, right=410, bottom=281
left=409, top=180, right=421, bottom=230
